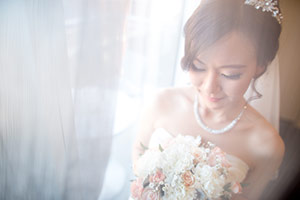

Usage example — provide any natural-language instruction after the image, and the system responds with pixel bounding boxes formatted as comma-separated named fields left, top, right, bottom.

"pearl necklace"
left=193, top=94, right=247, bottom=134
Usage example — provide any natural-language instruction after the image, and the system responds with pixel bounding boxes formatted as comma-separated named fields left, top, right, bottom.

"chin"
left=203, top=100, right=226, bottom=110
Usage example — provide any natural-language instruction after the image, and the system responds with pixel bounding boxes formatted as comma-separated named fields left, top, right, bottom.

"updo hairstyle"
left=181, top=0, right=282, bottom=79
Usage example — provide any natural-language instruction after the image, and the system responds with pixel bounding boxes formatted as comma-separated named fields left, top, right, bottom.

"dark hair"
left=181, top=0, right=282, bottom=74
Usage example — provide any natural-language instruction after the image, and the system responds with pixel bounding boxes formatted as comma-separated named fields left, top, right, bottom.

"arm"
left=131, top=90, right=169, bottom=170
left=131, top=102, right=156, bottom=166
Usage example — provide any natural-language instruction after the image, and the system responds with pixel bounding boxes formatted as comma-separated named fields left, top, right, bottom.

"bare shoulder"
left=145, top=86, right=194, bottom=114
left=239, top=108, right=285, bottom=199
left=245, top=107, right=285, bottom=163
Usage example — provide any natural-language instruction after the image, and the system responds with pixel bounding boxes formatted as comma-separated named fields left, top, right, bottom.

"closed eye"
left=191, top=64, right=206, bottom=72
left=222, top=73, right=242, bottom=80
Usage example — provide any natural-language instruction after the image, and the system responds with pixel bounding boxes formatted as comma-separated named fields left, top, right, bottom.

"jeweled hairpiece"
left=244, top=0, right=283, bottom=24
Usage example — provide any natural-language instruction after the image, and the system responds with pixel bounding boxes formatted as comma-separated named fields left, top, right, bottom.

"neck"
left=197, top=95, right=247, bottom=124
left=193, top=93, right=248, bottom=134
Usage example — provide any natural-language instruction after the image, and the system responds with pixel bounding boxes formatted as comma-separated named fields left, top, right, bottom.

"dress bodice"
left=149, top=128, right=250, bottom=183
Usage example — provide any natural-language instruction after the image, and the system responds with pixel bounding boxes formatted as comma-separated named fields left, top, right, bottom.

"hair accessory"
left=193, top=94, right=248, bottom=134
left=244, top=0, right=283, bottom=24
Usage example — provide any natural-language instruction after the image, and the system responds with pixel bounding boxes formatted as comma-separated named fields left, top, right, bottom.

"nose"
left=201, top=70, right=221, bottom=95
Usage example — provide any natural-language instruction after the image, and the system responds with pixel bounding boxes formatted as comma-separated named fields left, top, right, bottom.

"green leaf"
left=158, top=184, right=165, bottom=197
left=241, top=182, right=249, bottom=188
left=223, top=182, right=232, bottom=192
left=140, top=142, right=148, bottom=151
left=143, top=177, right=150, bottom=188
left=159, top=144, right=164, bottom=152
left=220, top=194, right=230, bottom=200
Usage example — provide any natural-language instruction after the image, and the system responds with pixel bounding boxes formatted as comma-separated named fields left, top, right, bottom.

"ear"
left=254, top=65, right=266, bottom=79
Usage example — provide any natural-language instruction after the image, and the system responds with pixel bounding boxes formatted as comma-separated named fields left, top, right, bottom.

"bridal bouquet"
left=130, top=135, right=245, bottom=200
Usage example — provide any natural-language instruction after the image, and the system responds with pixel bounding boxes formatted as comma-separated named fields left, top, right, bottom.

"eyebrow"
left=195, top=58, right=247, bottom=69
left=219, top=65, right=246, bottom=69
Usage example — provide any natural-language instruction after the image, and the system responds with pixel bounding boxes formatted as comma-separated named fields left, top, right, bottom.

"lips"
left=208, top=96, right=223, bottom=102
left=197, top=91, right=224, bottom=103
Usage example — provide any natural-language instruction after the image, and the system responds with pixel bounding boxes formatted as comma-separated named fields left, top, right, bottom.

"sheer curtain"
left=0, top=1, right=80, bottom=199
left=0, top=0, right=129, bottom=199
left=99, top=0, right=188, bottom=199
left=65, top=0, right=130, bottom=199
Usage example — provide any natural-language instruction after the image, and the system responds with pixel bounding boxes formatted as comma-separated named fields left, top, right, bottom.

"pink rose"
left=130, top=178, right=144, bottom=199
left=220, top=157, right=231, bottom=168
left=149, top=169, right=165, bottom=183
left=193, top=148, right=204, bottom=165
left=182, top=170, right=195, bottom=187
left=208, top=147, right=231, bottom=168
left=231, top=182, right=242, bottom=194
left=141, top=188, right=160, bottom=200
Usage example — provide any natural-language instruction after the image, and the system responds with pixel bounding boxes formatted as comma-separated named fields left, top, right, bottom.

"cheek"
left=223, top=67, right=256, bottom=96
left=224, top=78, right=252, bottom=96
left=189, top=72, right=203, bottom=85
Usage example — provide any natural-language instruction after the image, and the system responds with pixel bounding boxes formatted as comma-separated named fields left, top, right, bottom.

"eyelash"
left=191, top=64, right=242, bottom=80
left=222, top=74, right=242, bottom=80
left=191, top=64, right=205, bottom=72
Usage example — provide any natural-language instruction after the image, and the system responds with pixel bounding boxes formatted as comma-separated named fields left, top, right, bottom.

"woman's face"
left=189, top=31, right=263, bottom=110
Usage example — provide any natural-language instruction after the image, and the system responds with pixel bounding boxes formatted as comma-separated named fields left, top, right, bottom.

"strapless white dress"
left=129, top=128, right=250, bottom=200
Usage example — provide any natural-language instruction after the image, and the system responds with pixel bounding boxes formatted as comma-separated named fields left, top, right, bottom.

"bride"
left=131, top=0, right=284, bottom=199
